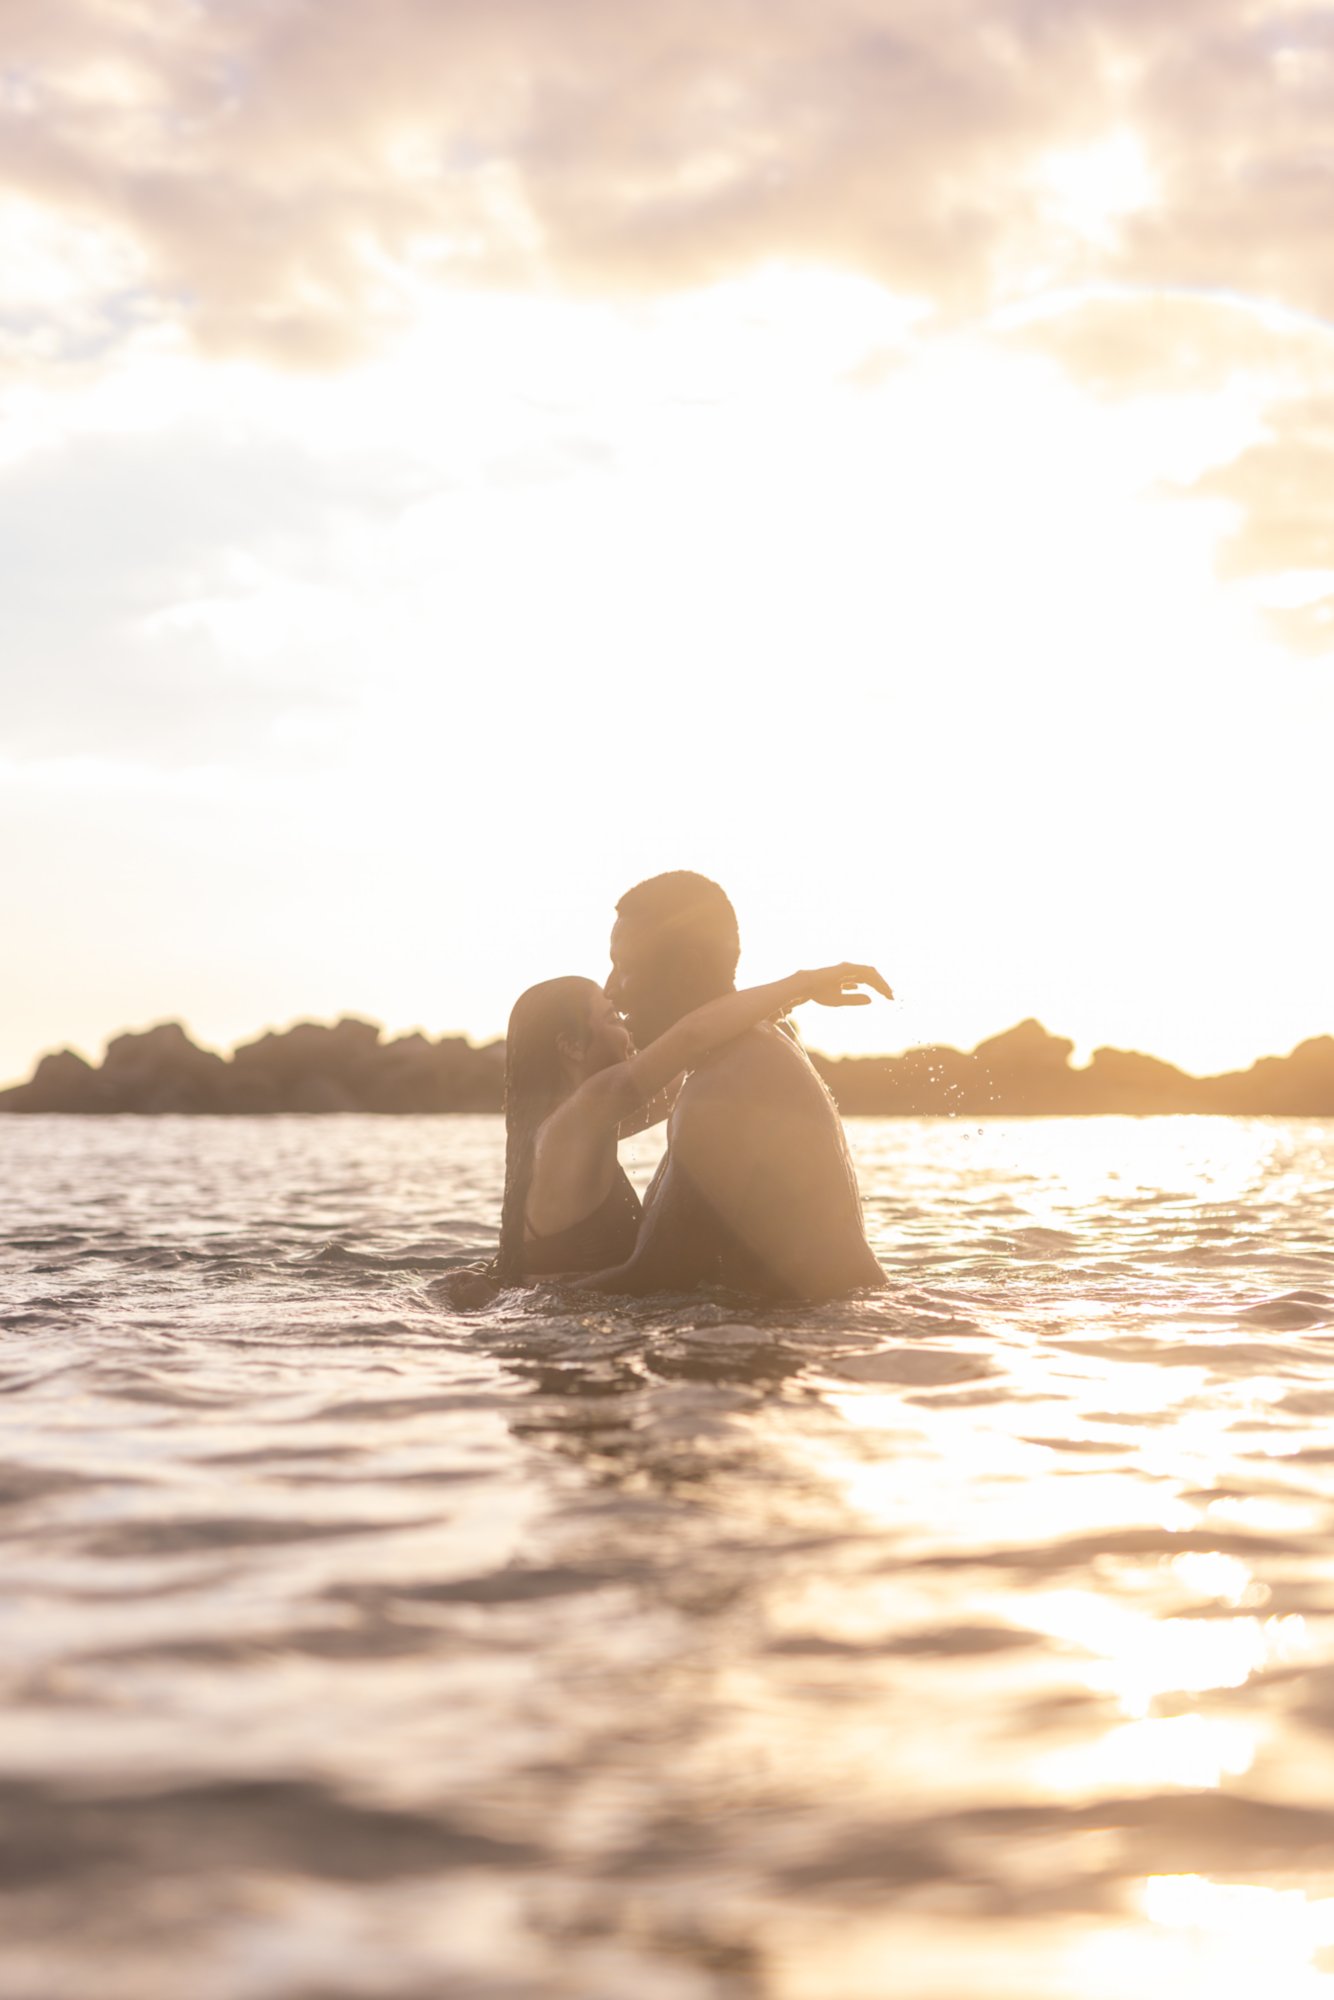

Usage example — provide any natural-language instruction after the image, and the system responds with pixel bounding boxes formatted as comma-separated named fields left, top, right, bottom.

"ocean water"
left=2, top=1113, right=1333, bottom=2000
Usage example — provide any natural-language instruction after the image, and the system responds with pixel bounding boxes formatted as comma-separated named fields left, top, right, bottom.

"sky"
left=3, top=0, right=1333, bottom=1086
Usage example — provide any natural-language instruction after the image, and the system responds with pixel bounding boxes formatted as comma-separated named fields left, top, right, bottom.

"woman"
left=495, top=962, right=891, bottom=1285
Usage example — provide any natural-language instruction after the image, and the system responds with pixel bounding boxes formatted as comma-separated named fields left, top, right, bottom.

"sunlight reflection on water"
left=0, top=1113, right=1332, bottom=1998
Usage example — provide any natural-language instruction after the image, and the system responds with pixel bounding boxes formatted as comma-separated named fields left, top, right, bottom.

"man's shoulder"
left=679, top=1024, right=826, bottom=1105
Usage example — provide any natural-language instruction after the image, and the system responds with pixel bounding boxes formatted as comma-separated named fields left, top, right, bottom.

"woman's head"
left=505, top=976, right=631, bottom=1100
left=495, top=977, right=631, bottom=1285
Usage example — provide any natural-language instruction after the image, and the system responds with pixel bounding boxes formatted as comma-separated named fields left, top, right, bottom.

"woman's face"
left=581, top=985, right=633, bottom=1071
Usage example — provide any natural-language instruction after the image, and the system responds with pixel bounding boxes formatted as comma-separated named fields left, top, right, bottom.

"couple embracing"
left=495, top=871, right=889, bottom=1303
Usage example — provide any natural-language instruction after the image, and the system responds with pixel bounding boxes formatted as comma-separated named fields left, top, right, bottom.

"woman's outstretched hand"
left=793, top=963, right=894, bottom=1008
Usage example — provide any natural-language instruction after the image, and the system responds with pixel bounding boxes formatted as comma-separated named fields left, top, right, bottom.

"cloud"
left=1193, top=397, right=1334, bottom=577
left=1186, top=395, right=1334, bottom=654
left=1006, top=290, right=1333, bottom=402
left=995, top=289, right=1334, bottom=653
left=1262, top=598, right=1334, bottom=654
left=0, top=423, right=418, bottom=763
left=9, top=0, right=1334, bottom=657
left=1120, top=6, right=1334, bottom=320
left=7, top=0, right=1329, bottom=371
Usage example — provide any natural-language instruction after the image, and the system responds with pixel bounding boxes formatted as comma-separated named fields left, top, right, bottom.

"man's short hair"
left=615, top=871, right=740, bottom=981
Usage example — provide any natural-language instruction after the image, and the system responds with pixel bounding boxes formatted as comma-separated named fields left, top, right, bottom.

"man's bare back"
left=590, top=1022, right=886, bottom=1300
left=588, top=872, right=888, bottom=1301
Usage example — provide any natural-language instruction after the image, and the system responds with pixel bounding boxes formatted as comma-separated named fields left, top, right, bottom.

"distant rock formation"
left=810, top=1018, right=1334, bottom=1116
left=0, top=1019, right=506, bottom=1115
left=2, top=1014, right=1332, bottom=1116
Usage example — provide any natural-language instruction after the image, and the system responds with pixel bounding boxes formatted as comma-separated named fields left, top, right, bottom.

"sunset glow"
left=3, top=2, right=1332, bottom=1085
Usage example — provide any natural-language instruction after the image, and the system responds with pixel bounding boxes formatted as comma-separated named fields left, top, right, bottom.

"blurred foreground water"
left=2, top=1113, right=1333, bottom=2000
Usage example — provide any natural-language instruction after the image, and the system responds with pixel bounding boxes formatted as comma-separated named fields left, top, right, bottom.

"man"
left=586, top=871, right=888, bottom=1301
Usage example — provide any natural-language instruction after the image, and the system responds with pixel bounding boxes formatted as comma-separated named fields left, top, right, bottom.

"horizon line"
left=7, top=1011, right=1334, bottom=1096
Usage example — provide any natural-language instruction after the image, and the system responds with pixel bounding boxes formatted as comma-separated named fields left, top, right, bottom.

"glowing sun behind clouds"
left=2, top=0, right=1332, bottom=1083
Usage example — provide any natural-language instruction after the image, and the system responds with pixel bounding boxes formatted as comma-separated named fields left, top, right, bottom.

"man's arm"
left=578, top=963, right=891, bottom=1128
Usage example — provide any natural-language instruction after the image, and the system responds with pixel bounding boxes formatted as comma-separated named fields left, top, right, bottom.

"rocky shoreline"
left=0, top=1020, right=505, bottom=1116
left=3, top=1016, right=1333, bottom=1116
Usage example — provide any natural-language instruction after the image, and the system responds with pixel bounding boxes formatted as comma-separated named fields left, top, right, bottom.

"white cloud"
left=2, top=0, right=1329, bottom=368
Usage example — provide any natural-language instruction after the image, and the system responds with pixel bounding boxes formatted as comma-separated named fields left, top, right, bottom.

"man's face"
left=605, top=915, right=671, bottom=1049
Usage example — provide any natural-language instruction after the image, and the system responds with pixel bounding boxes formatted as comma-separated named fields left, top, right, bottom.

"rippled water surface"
left=3, top=1114, right=1334, bottom=1999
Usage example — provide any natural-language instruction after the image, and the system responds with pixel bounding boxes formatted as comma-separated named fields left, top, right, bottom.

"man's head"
left=606, top=871, right=740, bottom=1046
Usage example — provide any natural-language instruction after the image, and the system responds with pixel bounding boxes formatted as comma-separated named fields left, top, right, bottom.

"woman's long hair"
left=495, top=977, right=596, bottom=1285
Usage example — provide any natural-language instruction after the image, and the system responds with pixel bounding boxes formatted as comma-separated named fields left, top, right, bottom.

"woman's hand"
left=791, top=963, right=894, bottom=1008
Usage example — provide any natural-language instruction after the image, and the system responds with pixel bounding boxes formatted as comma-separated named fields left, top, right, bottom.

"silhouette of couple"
left=492, top=871, right=890, bottom=1303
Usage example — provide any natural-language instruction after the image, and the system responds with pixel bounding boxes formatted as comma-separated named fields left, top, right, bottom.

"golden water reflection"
left=956, top=1115, right=1288, bottom=1222
left=1039, top=1712, right=1258, bottom=1793
left=1141, top=1875, right=1334, bottom=1997
left=769, top=1872, right=1334, bottom=2000
left=6, top=1112, right=1332, bottom=2000
left=751, top=1141, right=1334, bottom=1996
left=1016, top=1590, right=1310, bottom=1714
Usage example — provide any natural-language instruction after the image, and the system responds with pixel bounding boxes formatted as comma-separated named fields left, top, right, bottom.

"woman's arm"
left=577, top=962, right=893, bottom=1128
